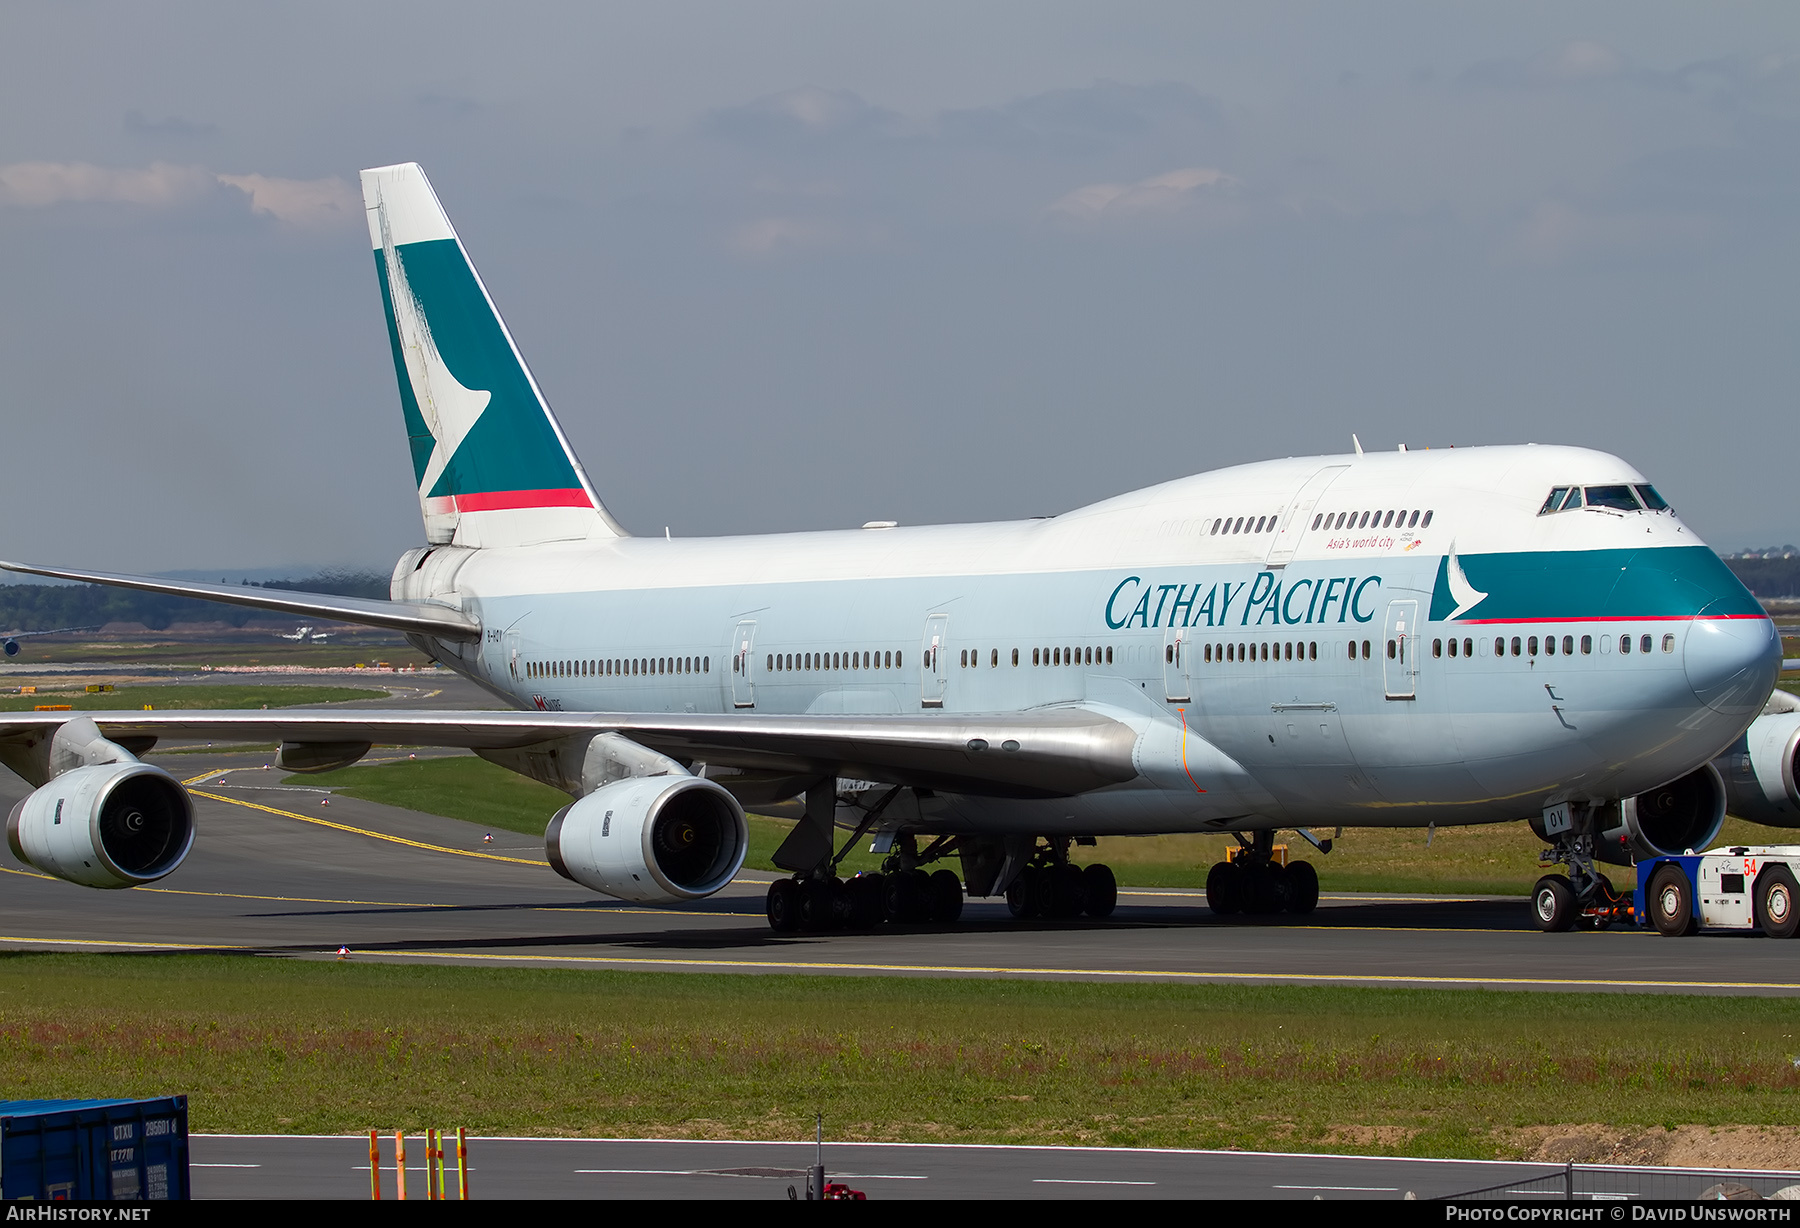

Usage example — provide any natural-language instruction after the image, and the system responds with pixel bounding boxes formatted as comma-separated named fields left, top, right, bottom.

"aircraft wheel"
left=884, top=871, right=925, bottom=924
left=847, top=873, right=886, bottom=928
left=766, top=879, right=801, bottom=933
left=1082, top=863, right=1118, bottom=918
left=1005, top=870, right=1033, bottom=919
left=1532, top=875, right=1577, bottom=933
left=1205, top=861, right=1241, bottom=915
left=928, top=869, right=964, bottom=923
left=1051, top=864, right=1087, bottom=918
left=1285, top=860, right=1319, bottom=915
left=1646, top=864, right=1697, bottom=937
left=1245, top=862, right=1287, bottom=915
left=799, top=877, right=839, bottom=930
left=1755, top=866, right=1799, bottom=939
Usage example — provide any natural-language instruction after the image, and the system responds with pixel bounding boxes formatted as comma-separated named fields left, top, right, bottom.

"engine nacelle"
left=1593, top=764, right=1727, bottom=865
left=1712, top=710, right=1800, bottom=828
left=6, top=762, right=195, bottom=888
left=545, top=775, right=747, bottom=904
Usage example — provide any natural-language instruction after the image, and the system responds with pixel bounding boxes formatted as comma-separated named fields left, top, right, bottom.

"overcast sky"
left=1, top=2, right=1796, bottom=573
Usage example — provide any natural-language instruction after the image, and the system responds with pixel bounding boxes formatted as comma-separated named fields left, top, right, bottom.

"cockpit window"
left=1585, top=485, right=1641, bottom=512
left=1562, top=487, right=1582, bottom=510
left=1635, top=484, right=1670, bottom=511
left=1540, top=488, right=1570, bottom=515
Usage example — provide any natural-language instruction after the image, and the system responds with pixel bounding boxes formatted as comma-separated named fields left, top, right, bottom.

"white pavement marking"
left=1033, top=1178, right=1157, bottom=1185
left=1273, top=1184, right=1399, bottom=1191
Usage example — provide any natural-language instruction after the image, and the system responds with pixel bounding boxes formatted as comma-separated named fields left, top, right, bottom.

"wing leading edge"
left=0, top=707, right=1140, bottom=799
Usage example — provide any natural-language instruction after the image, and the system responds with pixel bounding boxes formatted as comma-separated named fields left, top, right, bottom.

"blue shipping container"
left=0, top=1097, right=188, bottom=1200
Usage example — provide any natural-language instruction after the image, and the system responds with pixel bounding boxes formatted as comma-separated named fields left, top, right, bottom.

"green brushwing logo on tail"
left=375, top=237, right=590, bottom=512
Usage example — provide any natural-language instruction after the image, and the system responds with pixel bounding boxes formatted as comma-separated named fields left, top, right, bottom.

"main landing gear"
left=1204, top=831, right=1320, bottom=917
left=1002, top=838, right=1117, bottom=922
left=766, top=831, right=967, bottom=934
left=763, top=831, right=1119, bottom=932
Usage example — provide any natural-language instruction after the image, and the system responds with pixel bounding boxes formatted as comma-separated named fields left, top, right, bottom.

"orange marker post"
left=457, top=1127, right=469, bottom=1200
left=395, top=1130, right=407, bottom=1201
left=368, top=1130, right=381, bottom=1200
left=427, top=1129, right=438, bottom=1200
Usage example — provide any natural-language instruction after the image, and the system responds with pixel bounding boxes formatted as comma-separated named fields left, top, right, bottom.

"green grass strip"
left=0, top=954, right=1795, bottom=1153
left=0, top=684, right=389, bottom=712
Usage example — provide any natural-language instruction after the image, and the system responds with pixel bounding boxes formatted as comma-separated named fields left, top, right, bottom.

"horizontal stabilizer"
left=0, top=561, right=480, bottom=642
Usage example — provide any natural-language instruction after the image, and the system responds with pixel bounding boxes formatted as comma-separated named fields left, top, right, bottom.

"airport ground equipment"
left=1634, top=845, right=1800, bottom=937
left=372, top=1127, right=469, bottom=1199
left=0, top=1096, right=188, bottom=1200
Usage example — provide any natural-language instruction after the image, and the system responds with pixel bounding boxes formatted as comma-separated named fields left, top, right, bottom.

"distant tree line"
left=1724, top=556, right=1800, bottom=600
left=0, top=570, right=389, bottom=632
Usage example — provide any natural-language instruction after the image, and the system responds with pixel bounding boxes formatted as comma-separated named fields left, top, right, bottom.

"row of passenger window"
left=1314, top=508, right=1433, bottom=533
left=1211, top=513, right=1282, bottom=536
left=767, top=650, right=900, bottom=672
left=1201, top=640, right=1365, bottom=662
left=527, top=655, right=709, bottom=680
left=954, top=646, right=1120, bottom=667
left=1436, top=633, right=1676, bottom=658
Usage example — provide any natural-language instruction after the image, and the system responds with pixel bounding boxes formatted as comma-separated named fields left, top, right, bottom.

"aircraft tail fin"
left=360, top=163, right=625, bottom=547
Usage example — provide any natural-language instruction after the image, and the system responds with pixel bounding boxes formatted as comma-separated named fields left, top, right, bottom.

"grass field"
left=0, top=684, right=390, bottom=712
left=286, top=754, right=1800, bottom=895
left=0, top=954, right=1794, bottom=1155
left=5, top=639, right=432, bottom=669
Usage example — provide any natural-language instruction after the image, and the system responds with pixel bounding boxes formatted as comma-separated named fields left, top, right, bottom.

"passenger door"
left=1162, top=624, right=1191, bottom=703
left=1383, top=599, right=1418, bottom=700
left=729, top=619, right=757, bottom=709
left=921, top=614, right=949, bottom=708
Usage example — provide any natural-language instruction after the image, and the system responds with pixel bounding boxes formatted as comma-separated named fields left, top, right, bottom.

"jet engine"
left=1592, top=764, right=1728, bottom=865
left=6, top=762, right=195, bottom=888
left=545, top=774, right=747, bottom=904
left=1712, top=707, right=1800, bottom=829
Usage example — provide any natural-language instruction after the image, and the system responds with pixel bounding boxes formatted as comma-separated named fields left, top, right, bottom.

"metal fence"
left=1446, top=1162, right=1800, bottom=1201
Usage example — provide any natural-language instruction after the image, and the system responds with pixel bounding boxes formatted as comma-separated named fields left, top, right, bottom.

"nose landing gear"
left=1533, top=807, right=1634, bottom=933
left=1204, top=831, right=1320, bottom=917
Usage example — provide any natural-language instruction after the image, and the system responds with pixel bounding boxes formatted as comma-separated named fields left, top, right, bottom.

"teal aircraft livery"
left=1, top=162, right=1790, bottom=937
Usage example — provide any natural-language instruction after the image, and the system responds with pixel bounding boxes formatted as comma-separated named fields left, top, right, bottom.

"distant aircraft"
left=276, top=626, right=332, bottom=643
left=0, top=627, right=97, bottom=658
left=0, top=163, right=1785, bottom=940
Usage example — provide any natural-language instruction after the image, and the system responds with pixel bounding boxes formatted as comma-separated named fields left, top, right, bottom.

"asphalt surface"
left=188, top=1135, right=1798, bottom=1201
left=0, top=669, right=1796, bottom=993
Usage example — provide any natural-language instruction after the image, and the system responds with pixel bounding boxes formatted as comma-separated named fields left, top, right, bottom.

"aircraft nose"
left=1684, top=604, right=1780, bottom=716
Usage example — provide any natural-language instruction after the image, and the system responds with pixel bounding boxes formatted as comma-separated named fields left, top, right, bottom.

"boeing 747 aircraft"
left=1, top=163, right=1790, bottom=936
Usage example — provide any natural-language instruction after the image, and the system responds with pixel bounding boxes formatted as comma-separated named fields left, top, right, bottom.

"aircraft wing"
left=0, top=707, right=1140, bottom=799
left=0, top=561, right=479, bottom=642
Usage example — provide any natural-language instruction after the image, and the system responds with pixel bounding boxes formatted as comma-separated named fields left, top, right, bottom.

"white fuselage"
left=397, top=444, right=1780, bottom=837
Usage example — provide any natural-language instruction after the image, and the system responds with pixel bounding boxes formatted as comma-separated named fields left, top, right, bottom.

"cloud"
left=1533, top=41, right=1625, bottom=83
left=1507, top=200, right=1709, bottom=264
left=0, top=161, right=216, bottom=208
left=705, top=86, right=899, bottom=145
left=727, top=215, right=885, bottom=257
left=0, top=161, right=357, bottom=227
left=214, top=172, right=358, bottom=227
left=123, top=110, right=218, bottom=138
left=1047, top=166, right=1238, bottom=223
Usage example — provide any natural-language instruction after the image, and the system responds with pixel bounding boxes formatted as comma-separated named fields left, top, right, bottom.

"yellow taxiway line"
left=188, top=788, right=545, bottom=867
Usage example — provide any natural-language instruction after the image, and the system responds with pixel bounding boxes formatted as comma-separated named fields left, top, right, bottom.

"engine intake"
left=6, top=762, right=195, bottom=888
left=546, top=775, right=747, bottom=904
left=1594, top=764, right=1727, bottom=865
left=1714, top=709, right=1800, bottom=828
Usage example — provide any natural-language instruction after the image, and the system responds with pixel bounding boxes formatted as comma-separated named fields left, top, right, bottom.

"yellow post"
left=368, top=1130, right=381, bottom=1200
left=436, top=1128, right=448, bottom=1199
left=395, top=1130, right=406, bottom=1201
left=457, top=1127, right=468, bottom=1200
